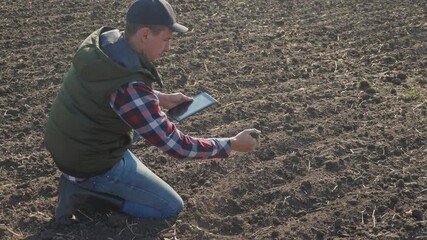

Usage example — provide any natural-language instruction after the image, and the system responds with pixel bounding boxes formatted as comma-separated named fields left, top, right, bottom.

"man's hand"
left=157, top=92, right=193, bottom=109
left=230, top=129, right=261, bottom=152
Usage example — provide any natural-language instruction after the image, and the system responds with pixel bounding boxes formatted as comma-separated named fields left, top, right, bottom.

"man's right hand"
left=230, top=129, right=261, bottom=152
left=157, top=92, right=193, bottom=109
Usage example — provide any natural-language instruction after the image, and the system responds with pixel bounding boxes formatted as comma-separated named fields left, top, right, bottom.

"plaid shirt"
left=109, top=81, right=232, bottom=159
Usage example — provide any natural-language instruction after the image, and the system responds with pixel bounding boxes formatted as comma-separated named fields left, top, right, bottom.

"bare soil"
left=1, top=0, right=426, bottom=239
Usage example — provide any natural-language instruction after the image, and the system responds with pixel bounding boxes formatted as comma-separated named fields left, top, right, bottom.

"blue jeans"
left=77, top=150, right=183, bottom=218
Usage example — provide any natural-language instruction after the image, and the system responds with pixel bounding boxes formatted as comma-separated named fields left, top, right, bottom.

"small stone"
left=396, top=73, right=407, bottom=80
left=396, top=179, right=405, bottom=188
left=325, top=160, right=340, bottom=172
left=300, top=181, right=312, bottom=192
left=317, top=125, right=324, bottom=134
left=404, top=222, right=417, bottom=231
left=348, top=199, right=358, bottom=206
left=365, top=87, right=376, bottom=95
left=389, top=195, right=399, bottom=207
left=382, top=56, right=396, bottom=64
left=334, top=218, right=343, bottom=229
left=178, top=223, right=192, bottom=233
left=311, top=227, right=326, bottom=238
left=306, top=106, right=317, bottom=117
left=272, top=178, right=286, bottom=184
left=271, top=230, right=279, bottom=238
left=230, top=215, right=244, bottom=227
left=412, top=209, right=423, bottom=221
left=272, top=217, right=281, bottom=225
left=384, top=233, right=400, bottom=240
left=377, top=205, right=388, bottom=213
left=358, top=80, right=370, bottom=90
left=158, top=156, right=167, bottom=164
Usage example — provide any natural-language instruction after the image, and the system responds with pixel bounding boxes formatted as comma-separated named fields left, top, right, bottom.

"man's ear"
left=137, top=27, right=151, bottom=42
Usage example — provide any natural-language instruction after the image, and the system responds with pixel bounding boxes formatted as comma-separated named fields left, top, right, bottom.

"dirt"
left=0, top=0, right=426, bottom=239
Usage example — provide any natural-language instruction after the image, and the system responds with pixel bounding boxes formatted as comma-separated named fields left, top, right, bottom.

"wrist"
left=156, top=91, right=166, bottom=107
left=230, top=137, right=238, bottom=151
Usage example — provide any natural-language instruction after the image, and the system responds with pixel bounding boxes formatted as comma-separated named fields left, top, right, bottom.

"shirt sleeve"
left=110, top=81, right=232, bottom=159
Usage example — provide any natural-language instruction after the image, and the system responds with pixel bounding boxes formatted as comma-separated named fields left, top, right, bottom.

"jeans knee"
left=168, top=194, right=184, bottom=216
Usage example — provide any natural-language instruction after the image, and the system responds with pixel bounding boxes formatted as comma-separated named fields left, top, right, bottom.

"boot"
left=55, top=175, right=124, bottom=225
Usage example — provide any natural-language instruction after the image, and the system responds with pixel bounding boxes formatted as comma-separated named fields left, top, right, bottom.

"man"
left=44, top=0, right=260, bottom=224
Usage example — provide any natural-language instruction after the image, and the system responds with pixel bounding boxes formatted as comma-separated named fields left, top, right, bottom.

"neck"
left=124, top=33, right=142, bottom=54
left=124, top=33, right=152, bottom=63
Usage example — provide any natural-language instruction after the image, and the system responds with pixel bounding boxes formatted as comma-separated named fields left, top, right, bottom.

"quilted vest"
left=44, top=27, right=162, bottom=177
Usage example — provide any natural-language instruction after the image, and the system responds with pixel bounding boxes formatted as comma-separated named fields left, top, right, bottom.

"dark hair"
left=124, top=22, right=168, bottom=39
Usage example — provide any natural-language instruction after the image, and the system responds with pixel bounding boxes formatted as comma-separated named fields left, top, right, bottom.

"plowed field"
left=0, top=0, right=426, bottom=239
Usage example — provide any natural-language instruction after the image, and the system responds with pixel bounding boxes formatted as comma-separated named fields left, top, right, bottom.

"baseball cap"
left=126, top=0, right=188, bottom=33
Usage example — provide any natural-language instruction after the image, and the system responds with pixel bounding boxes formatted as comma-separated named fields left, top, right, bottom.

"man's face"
left=141, top=27, right=173, bottom=62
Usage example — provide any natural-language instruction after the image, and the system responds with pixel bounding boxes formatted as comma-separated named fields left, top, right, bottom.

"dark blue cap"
left=126, top=0, right=188, bottom=33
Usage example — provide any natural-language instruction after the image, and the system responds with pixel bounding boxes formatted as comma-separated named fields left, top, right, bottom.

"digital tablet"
left=167, top=92, right=218, bottom=121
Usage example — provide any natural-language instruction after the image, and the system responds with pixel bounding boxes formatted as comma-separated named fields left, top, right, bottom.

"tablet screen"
left=168, top=92, right=217, bottom=121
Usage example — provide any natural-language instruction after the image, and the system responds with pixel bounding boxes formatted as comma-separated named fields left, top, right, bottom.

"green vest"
left=44, top=27, right=162, bottom=177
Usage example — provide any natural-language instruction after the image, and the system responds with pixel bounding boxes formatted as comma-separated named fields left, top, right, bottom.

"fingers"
left=231, top=129, right=261, bottom=152
left=246, top=128, right=261, bottom=140
left=176, top=93, right=192, bottom=102
left=183, top=95, right=193, bottom=102
left=246, top=129, right=261, bottom=149
left=249, top=132, right=259, bottom=140
left=245, top=128, right=261, bottom=133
